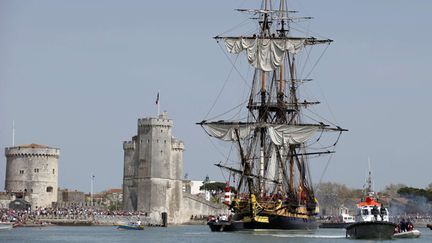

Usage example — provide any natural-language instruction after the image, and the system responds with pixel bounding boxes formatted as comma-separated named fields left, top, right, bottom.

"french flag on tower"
left=156, top=91, right=160, bottom=116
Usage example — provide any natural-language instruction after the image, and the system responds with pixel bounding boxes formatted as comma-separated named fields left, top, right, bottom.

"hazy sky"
left=1, top=0, right=431, bottom=193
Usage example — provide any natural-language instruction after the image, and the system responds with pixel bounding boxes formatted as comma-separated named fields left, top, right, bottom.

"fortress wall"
left=171, top=138, right=184, bottom=180
left=178, top=193, right=229, bottom=224
left=137, top=115, right=173, bottom=180
left=122, top=139, right=136, bottom=211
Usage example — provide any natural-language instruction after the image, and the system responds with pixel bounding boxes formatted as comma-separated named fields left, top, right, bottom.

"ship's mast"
left=257, top=0, right=271, bottom=196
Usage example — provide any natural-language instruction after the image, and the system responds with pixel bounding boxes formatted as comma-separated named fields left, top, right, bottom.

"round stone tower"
left=5, top=144, right=60, bottom=208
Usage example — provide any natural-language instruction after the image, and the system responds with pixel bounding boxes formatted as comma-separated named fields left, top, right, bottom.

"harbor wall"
left=177, top=193, right=228, bottom=224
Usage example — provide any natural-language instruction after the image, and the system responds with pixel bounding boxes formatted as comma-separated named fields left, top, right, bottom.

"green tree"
left=398, top=187, right=432, bottom=201
left=382, top=183, right=407, bottom=197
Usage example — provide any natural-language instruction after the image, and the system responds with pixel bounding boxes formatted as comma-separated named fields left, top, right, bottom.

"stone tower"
left=4, top=144, right=59, bottom=208
left=122, top=112, right=184, bottom=223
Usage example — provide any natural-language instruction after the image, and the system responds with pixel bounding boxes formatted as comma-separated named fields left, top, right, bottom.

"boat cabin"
left=356, top=205, right=389, bottom=222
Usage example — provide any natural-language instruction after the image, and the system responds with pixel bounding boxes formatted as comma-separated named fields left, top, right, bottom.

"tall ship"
left=198, top=0, right=346, bottom=230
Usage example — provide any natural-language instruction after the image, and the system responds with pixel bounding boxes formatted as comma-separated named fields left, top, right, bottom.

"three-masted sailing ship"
left=198, top=0, right=347, bottom=230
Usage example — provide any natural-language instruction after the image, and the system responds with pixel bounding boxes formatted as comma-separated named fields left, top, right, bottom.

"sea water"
left=0, top=225, right=431, bottom=243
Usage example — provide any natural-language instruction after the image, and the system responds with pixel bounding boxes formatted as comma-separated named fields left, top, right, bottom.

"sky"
left=1, top=0, right=431, bottom=193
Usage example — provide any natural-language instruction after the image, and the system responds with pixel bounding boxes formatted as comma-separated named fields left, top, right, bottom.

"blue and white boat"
left=116, top=221, right=144, bottom=230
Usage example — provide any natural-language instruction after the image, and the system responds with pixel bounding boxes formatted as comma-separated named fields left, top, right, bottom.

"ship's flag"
left=155, top=92, right=160, bottom=105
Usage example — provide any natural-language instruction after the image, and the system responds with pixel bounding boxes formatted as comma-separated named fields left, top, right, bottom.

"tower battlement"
left=123, top=141, right=136, bottom=150
left=5, top=144, right=60, bottom=158
left=138, top=111, right=173, bottom=128
left=171, top=138, right=185, bottom=151
left=138, top=117, right=173, bottom=128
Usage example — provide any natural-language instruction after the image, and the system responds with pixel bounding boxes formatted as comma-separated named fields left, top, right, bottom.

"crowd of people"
left=0, top=207, right=147, bottom=226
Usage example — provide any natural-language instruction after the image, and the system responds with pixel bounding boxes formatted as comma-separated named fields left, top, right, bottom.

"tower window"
left=53, top=169, right=55, bottom=174
left=46, top=186, right=53, bottom=192
left=34, top=168, right=39, bottom=173
left=19, top=170, right=24, bottom=174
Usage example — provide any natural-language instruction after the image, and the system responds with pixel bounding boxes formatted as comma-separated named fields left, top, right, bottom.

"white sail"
left=268, top=125, right=318, bottom=146
left=265, top=146, right=277, bottom=183
left=224, top=38, right=304, bottom=71
left=203, top=122, right=319, bottom=145
left=203, top=123, right=256, bottom=141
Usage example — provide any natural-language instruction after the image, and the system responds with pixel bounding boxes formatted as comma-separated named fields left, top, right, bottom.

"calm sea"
left=1, top=225, right=431, bottom=243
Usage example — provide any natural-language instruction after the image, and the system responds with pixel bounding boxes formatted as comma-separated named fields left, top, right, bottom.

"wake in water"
left=245, top=229, right=346, bottom=239
left=273, top=234, right=345, bottom=239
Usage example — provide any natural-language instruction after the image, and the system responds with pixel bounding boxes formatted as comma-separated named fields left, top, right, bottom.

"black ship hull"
left=319, top=222, right=352, bottom=229
left=345, top=221, right=396, bottom=239
left=237, top=215, right=317, bottom=230
left=209, top=214, right=317, bottom=232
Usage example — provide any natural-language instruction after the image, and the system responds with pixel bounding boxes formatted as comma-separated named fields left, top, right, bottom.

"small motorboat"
left=116, top=221, right=144, bottom=230
left=207, top=215, right=235, bottom=232
left=393, top=229, right=421, bottom=239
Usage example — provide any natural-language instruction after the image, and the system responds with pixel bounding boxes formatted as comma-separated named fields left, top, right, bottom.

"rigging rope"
left=203, top=53, right=238, bottom=120
left=204, top=101, right=248, bottom=122
left=316, top=149, right=336, bottom=190
left=304, top=43, right=330, bottom=80
left=217, top=41, right=252, bottom=88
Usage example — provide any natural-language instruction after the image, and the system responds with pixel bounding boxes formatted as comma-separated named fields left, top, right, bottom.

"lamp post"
left=90, top=174, right=95, bottom=206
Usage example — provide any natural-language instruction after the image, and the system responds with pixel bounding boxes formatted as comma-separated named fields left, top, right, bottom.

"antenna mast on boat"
left=366, top=158, right=374, bottom=196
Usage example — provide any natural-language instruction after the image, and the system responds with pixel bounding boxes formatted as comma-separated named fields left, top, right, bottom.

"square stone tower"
left=122, top=112, right=184, bottom=223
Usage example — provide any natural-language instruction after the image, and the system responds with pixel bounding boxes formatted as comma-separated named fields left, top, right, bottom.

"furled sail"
left=202, top=122, right=319, bottom=145
left=268, top=125, right=319, bottom=146
left=202, top=123, right=256, bottom=141
left=224, top=38, right=304, bottom=71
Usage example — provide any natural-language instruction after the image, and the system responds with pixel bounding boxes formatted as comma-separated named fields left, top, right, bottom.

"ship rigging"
left=199, top=0, right=347, bottom=230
